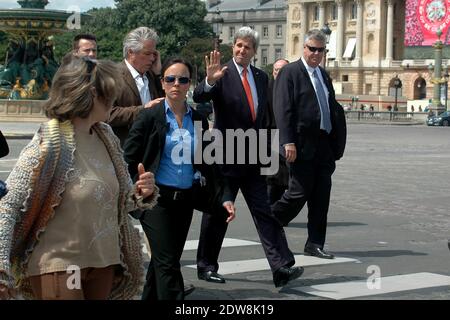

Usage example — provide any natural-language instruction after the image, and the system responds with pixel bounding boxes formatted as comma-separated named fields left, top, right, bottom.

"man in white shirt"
left=109, top=27, right=164, bottom=144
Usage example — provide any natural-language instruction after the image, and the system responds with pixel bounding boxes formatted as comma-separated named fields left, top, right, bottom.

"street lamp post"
left=321, top=23, right=332, bottom=69
left=393, top=75, right=402, bottom=112
left=428, top=29, right=446, bottom=116
left=443, top=68, right=449, bottom=111
left=211, top=8, right=224, bottom=51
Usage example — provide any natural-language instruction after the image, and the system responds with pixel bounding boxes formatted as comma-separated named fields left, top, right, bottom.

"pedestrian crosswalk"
left=183, top=255, right=359, bottom=275
left=133, top=224, right=449, bottom=299
left=291, top=272, right=450, bottom=299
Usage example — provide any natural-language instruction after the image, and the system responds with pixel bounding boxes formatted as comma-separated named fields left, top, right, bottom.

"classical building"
left=205, top=0, right=288, bottom=69
left=286, top=0, right=450, bottom=110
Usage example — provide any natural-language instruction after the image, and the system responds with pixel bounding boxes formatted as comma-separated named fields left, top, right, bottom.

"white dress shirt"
left=125, top=59, right=152, bottom=105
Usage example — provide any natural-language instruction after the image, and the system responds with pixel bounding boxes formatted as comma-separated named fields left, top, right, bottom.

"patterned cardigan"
left=0, top=119, right=158, bottom=299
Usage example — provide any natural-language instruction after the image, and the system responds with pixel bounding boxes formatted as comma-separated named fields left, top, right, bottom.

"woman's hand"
left=135, top=163, right=155, bottom=199
left=205, top=50, right=228, bottom=86
left=223, top=201, right=236, bottom=223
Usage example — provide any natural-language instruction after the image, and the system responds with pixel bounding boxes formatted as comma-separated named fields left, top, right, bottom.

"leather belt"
left=158, top=185, right=193, bottom=201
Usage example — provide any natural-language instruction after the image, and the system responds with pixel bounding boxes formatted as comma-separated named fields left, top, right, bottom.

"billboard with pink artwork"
left=405, top=0, right=450, bottom=46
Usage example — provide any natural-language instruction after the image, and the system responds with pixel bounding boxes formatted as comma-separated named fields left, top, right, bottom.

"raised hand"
left=151, top=50, right=162, bottom=75
left=205, top=50, right=228, bottom=85
left=136, top=163, right=155, bottom=199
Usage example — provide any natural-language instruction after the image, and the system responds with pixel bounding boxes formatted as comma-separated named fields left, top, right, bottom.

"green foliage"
left=115, top=0, right=213, bottom=58
left=51, top=31, right=75, bottom=62
left=263, top=63, right=274, bottom=79
left=180, top=38, right=232, bottom=84
left=1, top=0, right=213, bottom=66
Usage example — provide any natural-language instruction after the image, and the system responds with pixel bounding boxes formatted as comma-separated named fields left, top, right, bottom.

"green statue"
left=17, top=1, right=49, bottom=9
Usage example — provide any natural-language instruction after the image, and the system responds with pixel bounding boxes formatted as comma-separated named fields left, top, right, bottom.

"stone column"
left=318, top=2, right=326, bottom=30
left=300, top=2, right=308, bottom=49
left=336, top=0, right=345, bottom=63
left=385, top=0, right=394, bottom=62
left=355, top=0, right=364, bottom=65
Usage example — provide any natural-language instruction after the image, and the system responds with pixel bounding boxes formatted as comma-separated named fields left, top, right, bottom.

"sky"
left=0, top=0, right=116, bottom=12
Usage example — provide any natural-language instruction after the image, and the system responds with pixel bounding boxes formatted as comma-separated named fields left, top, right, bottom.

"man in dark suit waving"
left=272, top=29, right=347, bottom=259
left=193, top=27, right=302, bottom=288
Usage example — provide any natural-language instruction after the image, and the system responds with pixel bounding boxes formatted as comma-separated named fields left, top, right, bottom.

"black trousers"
left=197, top=174, right=295, bottom=273
left=271, top=133, right=336, bottom=248
left=141, top=190, right=194, bottom=301
left=267, top=184, right=287, bottom=206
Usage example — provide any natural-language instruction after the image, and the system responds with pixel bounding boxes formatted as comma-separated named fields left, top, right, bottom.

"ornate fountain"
left=0, top=0, right=72, bottom=101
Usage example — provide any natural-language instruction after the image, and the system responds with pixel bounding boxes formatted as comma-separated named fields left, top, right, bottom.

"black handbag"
left=0, top=130, right=9, bottom=158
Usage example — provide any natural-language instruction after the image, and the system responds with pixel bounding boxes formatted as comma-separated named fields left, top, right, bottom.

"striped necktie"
left=312, top=69, right=332, bottom=133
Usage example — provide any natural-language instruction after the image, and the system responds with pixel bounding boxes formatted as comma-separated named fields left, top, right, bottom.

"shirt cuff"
left=204, top=79, right=215, bottom=92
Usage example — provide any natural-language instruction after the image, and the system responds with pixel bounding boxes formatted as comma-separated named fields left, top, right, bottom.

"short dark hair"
left=161, top=58, right=193, bottom=79
left=73, top=33, right=97, bottom=50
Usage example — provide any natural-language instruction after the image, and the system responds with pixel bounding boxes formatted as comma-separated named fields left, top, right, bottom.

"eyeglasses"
left=305, top=45, right=325, bottom=53
left=163, top=75, right=190, bottom=85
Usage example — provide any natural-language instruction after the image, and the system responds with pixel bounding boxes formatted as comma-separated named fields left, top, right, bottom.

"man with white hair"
left=109, top=26, right=164, bottom=144
left=194, top=26, right=303, bottom=288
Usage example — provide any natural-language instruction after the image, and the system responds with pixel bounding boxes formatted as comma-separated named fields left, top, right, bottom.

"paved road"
left=1, top=123, right=449, bottom=301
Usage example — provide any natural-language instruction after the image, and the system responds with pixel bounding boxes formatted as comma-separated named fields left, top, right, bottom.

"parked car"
left=427, top=111, right=450, bottom=126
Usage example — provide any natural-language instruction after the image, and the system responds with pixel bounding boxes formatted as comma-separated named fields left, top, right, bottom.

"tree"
left=51, top=7, right=126, bottom=62
left=115, top=0, right=213, bottom=58
left=181, top=38, right=232, bottom=85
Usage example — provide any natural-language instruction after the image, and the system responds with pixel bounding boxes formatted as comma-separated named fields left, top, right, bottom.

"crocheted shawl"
left=0, top=119, right=157, bottom=299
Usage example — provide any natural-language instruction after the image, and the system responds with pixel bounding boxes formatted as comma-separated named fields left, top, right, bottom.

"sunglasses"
left=163, top=75, right=190, bottom=84
left=306, top=45, right=325, bottom=53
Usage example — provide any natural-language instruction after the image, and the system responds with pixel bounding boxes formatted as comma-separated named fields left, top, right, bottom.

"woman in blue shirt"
left=123, top=58, right=235, bottom=300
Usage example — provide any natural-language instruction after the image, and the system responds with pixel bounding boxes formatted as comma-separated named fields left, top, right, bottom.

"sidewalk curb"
left=3, top=133, right=35, bottom=139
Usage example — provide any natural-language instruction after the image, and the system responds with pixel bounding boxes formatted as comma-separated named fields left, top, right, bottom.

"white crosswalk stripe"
left=132, top=227, right=448, bottom=298
left=290, top=272, right=450, bottom=299
left=183, top=255, right=358, bottom=275
left=183, top=238, right=260, bottom=251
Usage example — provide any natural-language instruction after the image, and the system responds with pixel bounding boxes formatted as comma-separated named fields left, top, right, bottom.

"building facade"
left=286, top=0, right=449, bottom=110
left=206, top=0, right=288, bottom=69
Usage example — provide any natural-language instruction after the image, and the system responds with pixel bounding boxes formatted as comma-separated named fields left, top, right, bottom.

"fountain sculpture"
left=0, top=0, right=72, bottom=100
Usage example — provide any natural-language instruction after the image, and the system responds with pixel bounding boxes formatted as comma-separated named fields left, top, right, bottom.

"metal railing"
left=344, top=110, right=428, bottom=123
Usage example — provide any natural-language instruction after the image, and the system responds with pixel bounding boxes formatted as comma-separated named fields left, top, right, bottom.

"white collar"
left=125, top=59, right=147, bottom=80
left=301, top=56, right=320, bottom=76
left=233, top=58, right=250, bottom=75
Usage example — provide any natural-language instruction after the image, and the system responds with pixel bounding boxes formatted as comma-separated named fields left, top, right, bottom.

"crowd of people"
left=0, top=26, right=346, bottom=300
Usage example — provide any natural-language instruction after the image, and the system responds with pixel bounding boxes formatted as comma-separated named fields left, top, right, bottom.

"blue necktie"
left=312, top=70, right=332, bottom=133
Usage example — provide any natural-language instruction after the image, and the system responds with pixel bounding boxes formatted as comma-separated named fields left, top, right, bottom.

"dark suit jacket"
left=193, top=60, right=270, bottom=177
left=265, top=78, right=289, bottom=187
left=274, top=59, right=346, bottom=161
left=109, top=60, right=164, bottom=144
left=0, top=130, right=9, bottom=158
left=123, top=101, right=233, bottom=217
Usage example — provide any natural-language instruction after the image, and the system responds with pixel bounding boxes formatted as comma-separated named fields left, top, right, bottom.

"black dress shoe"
left=304, top=246, right=335, bottom=259
left=273, top=266, right=304, bottom=288
left=184, top=284, right=195, bottom=297
left=197, top=271, right=226, bottom=283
